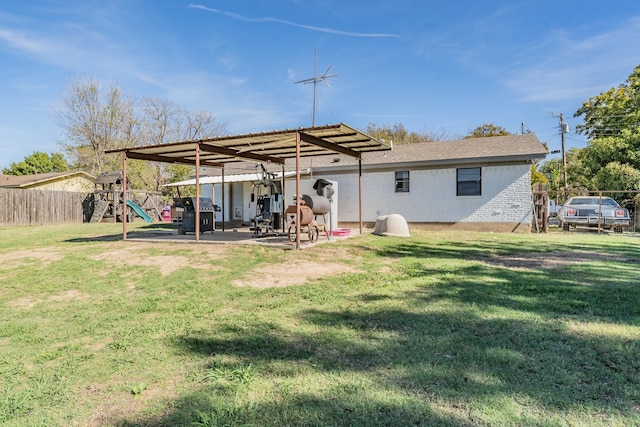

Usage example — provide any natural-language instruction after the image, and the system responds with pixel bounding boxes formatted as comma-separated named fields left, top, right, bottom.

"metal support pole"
left=295, top=131, right=301, bottom=249
left=113, top=186, right=117, bottom=223
left=122, top=152, right=127, bottom=240
left=359, top=158, right=363, bottom=235
left=598, top=191, right=602, bottom=234
left=281, top=163, right=286, bottom=232
left=195, top=143, right=200, bottom=241
left=221, top=167, right=225, bottom=232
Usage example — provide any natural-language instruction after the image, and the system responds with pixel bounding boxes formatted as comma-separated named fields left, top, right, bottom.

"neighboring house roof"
left=0, top=171, right=96, bottom=189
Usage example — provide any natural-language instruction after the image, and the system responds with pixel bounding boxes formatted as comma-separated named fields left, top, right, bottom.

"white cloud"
left=0, top=28, right=46, bottom=53
left=0, top=27, right=73, bottom=63
left=504, top=16, right=640, bottom=102
left=189, top=4, right=400, bottom=38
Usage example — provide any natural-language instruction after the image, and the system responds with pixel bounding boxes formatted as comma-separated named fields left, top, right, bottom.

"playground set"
left=89, top=172, right=162, bottom=223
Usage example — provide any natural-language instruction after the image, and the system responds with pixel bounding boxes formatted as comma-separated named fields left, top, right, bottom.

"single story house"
left=293, top=134, right=547, bottom=232
left=180, top=134, right=547, bottom=233
left=0, top=171, right=95, bottom=192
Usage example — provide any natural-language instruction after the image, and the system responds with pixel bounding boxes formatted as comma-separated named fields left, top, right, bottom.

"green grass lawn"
left=0, top=223, right=639, bottom=426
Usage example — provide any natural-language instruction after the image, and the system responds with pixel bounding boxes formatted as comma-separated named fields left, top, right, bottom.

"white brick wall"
left=313, top=164, right=532, bottom=224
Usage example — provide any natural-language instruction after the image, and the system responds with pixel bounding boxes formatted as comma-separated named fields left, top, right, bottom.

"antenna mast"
left=294, top=49, right=337, bottom=126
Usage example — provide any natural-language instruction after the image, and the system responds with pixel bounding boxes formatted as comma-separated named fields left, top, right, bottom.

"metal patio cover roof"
left=106, top=123, right=390, bottom=167
left=163, top=169, right=310, bottom=187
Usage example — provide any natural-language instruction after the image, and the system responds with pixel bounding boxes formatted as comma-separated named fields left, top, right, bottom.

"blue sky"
left=1, top=1, right=640, bottom=169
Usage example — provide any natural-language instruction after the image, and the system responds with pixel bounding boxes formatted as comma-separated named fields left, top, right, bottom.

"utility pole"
left=552, top=113, right=569, bottom=201
left=294, top=49, right=337, bottom=127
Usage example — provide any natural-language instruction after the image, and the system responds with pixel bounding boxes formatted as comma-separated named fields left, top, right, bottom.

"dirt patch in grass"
left=10, top=289, right=91, bottom=309
left=0, top=247, right=64, bottom=268
left=82, top=379, right=179, bottom=427
left=234, top=259, right=357, bottom=288
left=481, top=250, right=632, bottom=270
left=90, top=242, right=226, bottom=275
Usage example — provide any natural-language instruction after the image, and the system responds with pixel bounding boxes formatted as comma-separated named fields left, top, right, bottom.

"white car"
left=558, top=196, right=630, bottom=232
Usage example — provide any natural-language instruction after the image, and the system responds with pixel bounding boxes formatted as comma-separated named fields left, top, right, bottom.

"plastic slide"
left=126, top=200, right=153, bottom=222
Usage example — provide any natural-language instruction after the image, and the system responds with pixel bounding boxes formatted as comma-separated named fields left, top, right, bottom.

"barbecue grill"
left=178, top=197, right=220, bottom=233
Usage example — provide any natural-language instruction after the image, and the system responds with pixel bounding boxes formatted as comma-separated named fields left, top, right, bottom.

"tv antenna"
left=294, top=49, right=337, bottom=126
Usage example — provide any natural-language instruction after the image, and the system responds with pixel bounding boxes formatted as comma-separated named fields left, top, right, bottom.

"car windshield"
left=567, top=197, right=618, bottom=206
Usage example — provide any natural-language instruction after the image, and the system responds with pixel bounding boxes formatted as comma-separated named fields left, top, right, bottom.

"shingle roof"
left=0, top=171, right=95, bottom=188
left=191, top=134, right=547, bottom=177
left=286, top=133, right=547, bottom=170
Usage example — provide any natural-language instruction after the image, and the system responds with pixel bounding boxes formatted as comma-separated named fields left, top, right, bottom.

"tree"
left=593, top=161, right=640, bottom=193
left=135, top=97, right=228, bottom=191
left=574, top=65, right=640, bottom=140
left=52, top=76, right=137, bottom=175
left=140, top=97, right=181, bottom=145
left=527, top=141, right=551, bottom=190
left=365, top=122, right=436, bottom=145
left=180, top=109, right=227, bottom=141
left=52, top=77, right=228, bottom=192
left=538, top=158, right=562, bottom=194
left=140, top=97, right=227, bottom=144
left=465, top=123, right=512, bottom=138
left=2, top=151, right=69, bottom=175
left=539, top=149, right=587, bottom=202
left=572, top=65, right=640, bottom=199
left=530, top=165, right=548, bottom=186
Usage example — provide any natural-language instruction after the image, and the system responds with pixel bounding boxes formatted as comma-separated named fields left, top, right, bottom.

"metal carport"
left=106, top=123, right=391, bottom=249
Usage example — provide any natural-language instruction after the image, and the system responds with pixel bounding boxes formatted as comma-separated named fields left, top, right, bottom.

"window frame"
left=456, top=167, right=481, bottom=196
left=394, top=170, right=410, bottom=193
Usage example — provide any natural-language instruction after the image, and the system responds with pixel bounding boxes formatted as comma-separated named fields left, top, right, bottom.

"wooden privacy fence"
left=0, top=188, right=92, bottom=226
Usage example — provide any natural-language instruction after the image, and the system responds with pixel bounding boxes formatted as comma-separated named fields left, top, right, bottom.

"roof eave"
left=0, top=171, right=95, bottom=188
left=310, top=153, right=547, bottom=173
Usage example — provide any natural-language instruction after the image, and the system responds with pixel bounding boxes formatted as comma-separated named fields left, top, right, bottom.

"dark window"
left=457, top=167, right=481, bottom=196
left=395, top=171, right=409, bottom=192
